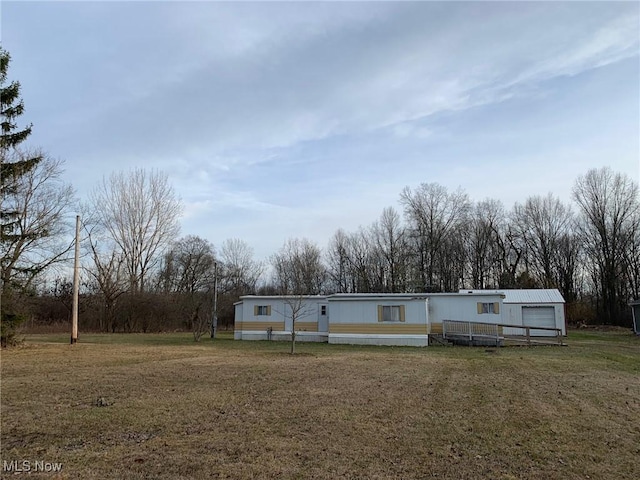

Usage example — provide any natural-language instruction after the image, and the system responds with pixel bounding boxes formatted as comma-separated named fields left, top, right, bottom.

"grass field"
left=1, top=330, right=639, bottom=479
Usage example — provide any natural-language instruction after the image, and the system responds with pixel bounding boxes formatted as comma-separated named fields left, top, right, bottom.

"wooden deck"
left=440, top=320, right=566, bottom=347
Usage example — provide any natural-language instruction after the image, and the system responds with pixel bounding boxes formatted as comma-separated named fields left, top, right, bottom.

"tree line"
left=2, top=46, right=639, bottom=344
left=269, top=173, right=639, bottom=329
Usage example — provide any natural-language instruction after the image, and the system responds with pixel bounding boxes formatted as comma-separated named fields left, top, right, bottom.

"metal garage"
left=522, top=306, right=556, bottom=329
left=505, top=290, right=566, bottom=336
left=463, top=289, right=566, bottom=337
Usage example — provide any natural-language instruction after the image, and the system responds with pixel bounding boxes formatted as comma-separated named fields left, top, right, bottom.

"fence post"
left=526, top=327, right=531, bottom=346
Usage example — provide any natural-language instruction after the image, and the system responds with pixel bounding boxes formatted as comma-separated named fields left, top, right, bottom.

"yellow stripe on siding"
left=294, top=322, right=318, bottom=332
left=235, top=321, right=285, bottom=331
left=430, top=323, right=443, bottom=334
left=329, top=323, right=428, bottom=334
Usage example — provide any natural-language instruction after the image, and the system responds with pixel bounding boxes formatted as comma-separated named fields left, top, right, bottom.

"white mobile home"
left=234, top=290, right=565, bottom=346
left=234, top=295, right=328, bottom=342
left=327, top=292, right=505, bottom=346
left=326, top=294, right=430, bottom=346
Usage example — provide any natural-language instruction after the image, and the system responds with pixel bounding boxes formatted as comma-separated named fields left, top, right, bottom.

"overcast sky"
left=2, top=1, right=639, bottom=261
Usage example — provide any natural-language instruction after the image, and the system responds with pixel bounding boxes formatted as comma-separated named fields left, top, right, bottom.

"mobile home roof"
left=328, top=292, right=503, bottom=300
left=459, top=289, right=564, bottom=304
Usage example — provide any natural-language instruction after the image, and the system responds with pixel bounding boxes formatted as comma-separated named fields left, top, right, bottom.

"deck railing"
left=442, top=320, right=564, bottom=346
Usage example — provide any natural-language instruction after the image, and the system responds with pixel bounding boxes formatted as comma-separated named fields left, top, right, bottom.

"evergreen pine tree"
left=1, top=47, right=42, bottom=225
left=1, top=46, right=43, bottom=346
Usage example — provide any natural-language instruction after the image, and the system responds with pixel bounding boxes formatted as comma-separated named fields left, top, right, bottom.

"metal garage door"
left=522, top=306, right=556, bottom=336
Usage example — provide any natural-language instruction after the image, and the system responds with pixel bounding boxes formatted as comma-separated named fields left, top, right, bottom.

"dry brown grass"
left=1, top=331, right=639, bottom=479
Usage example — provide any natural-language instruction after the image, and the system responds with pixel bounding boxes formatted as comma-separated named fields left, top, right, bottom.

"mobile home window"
left=255, top=305, right=271, bottom=316
left=320, top=305, right=327, bottom=316
left=477, top=302, right=500, bottom=314
left=378, top=305, right=405, bottom=322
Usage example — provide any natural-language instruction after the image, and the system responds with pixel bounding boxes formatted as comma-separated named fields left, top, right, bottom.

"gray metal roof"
left=328, top=292, right=502, bottom=301
left=238, top=290, right=563, bottom=303
left=459, top=289, right=564, bottom=304
left=502, top=289, right=564, bottom=303
left=239, top=295, right=328, bottom=300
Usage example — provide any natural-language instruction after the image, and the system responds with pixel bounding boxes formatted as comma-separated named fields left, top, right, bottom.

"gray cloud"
left=56, top=2, right=634, bottom=159
left=2, top=1, right=638, bottom=259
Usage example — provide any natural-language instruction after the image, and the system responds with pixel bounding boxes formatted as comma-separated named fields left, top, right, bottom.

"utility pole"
left=71, top=215, right=80, bottom=344
left=211, top=261, right=218, bottom=338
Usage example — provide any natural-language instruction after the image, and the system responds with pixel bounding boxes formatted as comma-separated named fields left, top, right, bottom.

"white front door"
left=318, top=304, right=328, bottom=333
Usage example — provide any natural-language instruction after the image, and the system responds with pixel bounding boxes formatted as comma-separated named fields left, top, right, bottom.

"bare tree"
left=466, top=199, right=505, bottom=289
left=89, top=168, right=182, bottom=294
left=326, top=217, right=407, bottom=294
left=512, top=194, right=574, bottom=289
left=372, top=207, right=409, bottom=292
left=1, top=151, right=75, bottom=292
left=271, top=238, right=326, bottom=296
left=283, top=295, right=314, bottom=354
left=81, top=200, right=133, bottom=332
left=400, top=183, right=470, bottom=292
left=271, top=238, right=325, bottom=354
left=84, top=239, right=128, bottom=332
left=326, top=229, right=351, bottom=293
left=219, top=238, right=263, bottom=295
left=345, top=227, right=377, bottom=293
left=554, top=231, right=583, bottom=307
left=573, top=167, right=640, bottom=325
left=437, top=221, right=467, bottom=292
left=157, top=235, right=216, bottom=341
left=159, top=235, right=215, bottom=294
left=624, top=227, right=640, bottom=302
